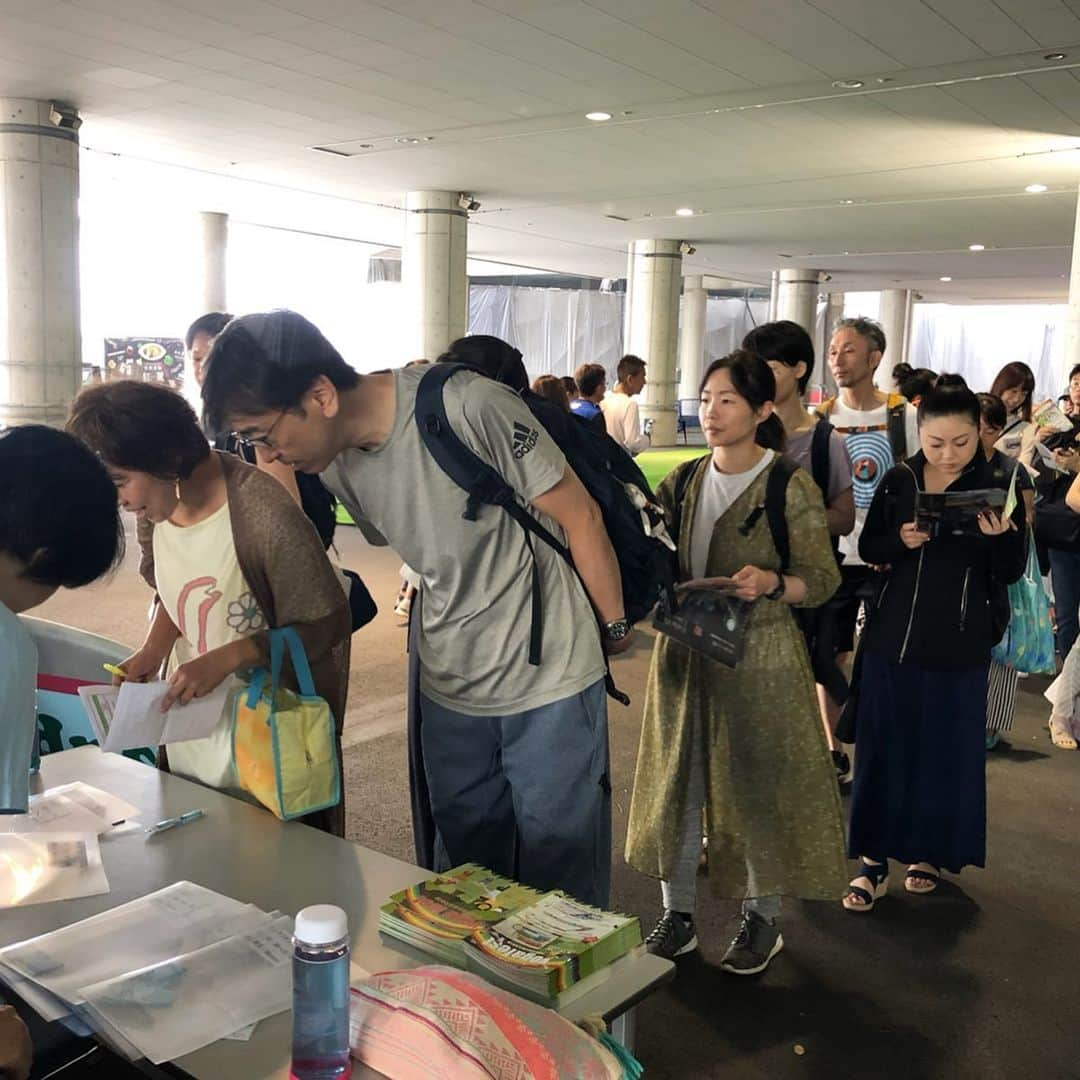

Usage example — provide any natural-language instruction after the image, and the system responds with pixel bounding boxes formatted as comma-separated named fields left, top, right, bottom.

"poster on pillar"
left=98, top=337, right=186, bottom=390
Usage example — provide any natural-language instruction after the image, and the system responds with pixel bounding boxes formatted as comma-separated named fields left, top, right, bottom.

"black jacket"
left=858, top=451, right=1027, bottom=670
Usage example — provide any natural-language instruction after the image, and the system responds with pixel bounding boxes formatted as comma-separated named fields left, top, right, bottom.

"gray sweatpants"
left=419, top=678, right=611, bottom=908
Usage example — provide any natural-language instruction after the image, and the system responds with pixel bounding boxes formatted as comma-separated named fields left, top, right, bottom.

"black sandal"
left=904, top=865, right=941, bottom=894
left=843, top=859, right=889, bottom=913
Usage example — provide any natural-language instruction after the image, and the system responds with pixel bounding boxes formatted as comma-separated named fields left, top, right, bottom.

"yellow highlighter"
left=102, top=663, right=126, bottom=680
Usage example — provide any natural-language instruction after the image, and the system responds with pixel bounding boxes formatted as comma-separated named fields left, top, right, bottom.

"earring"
left=174, top=477, right=182, bottom=502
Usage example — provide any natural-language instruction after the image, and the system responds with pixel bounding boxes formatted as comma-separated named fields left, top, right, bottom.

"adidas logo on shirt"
left=512, top=421, right=539, bottom=459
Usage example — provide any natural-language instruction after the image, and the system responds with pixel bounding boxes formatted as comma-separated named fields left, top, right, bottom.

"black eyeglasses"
left=232, top=408, right=287, bottom=450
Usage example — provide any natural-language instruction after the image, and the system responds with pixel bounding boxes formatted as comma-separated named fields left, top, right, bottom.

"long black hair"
left=918, top=373, right=980, bottom=428
left=699, top=349, right=785, bottom=451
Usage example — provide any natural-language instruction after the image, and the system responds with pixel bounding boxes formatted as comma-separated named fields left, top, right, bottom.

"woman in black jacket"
left=843, top=376, right=1027, bottom=912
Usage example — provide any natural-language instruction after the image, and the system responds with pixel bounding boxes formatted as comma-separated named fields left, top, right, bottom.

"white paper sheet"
left=79, top=915, right=295, bottom=1063
left=79, top=681, right=234, bottom=753
left=0, top=881, right=263, bottom=1006
left=0, top=833, right=109, bottom=908
left=0, top=783, right=140, bottom=839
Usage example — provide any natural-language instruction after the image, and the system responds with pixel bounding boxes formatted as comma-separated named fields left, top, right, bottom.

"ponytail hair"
left=700, top=348, right=786, bottom=452
left=918, top=373, right=980, bottom=428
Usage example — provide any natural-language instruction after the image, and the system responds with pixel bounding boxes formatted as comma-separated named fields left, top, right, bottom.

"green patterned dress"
left=625, top=454, right=849, bottom=900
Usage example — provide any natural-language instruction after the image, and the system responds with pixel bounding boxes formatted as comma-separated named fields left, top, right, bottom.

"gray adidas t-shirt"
left=322, top=365, right=605, bottom=717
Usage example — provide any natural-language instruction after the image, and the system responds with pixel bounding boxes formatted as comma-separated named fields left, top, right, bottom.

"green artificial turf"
left=634, top=447, right=707, bottom=492
left=333, top=446, right=707, bottom=527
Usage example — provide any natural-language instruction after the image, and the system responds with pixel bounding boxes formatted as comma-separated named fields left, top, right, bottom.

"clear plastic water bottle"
left=290, top=905, right=351, bottom=1080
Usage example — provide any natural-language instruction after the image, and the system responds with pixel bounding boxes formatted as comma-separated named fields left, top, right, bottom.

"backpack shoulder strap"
left=763, top=456, right=796, bottom=571
left=414, top=363, right=569, bottom=669
left=669, top=454, right=709, bottom=541
left=886, top=395, right=909, bottom=462
left=809, top=418, right=833, bottom=497
left=415, top=364, right=517, bottom=522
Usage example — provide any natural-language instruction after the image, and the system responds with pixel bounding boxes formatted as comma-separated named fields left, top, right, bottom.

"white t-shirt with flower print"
left=153, top=500, right=265, bottom=795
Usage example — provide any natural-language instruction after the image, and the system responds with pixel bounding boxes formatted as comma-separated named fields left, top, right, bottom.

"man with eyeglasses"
left=201, top=311, right=627, bottom=909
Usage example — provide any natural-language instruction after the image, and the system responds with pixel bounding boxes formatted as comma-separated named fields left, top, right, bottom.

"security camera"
left=679, top=241, right=696, bottom=256
left=49, top=102, right=82, bottom=131
left=457, top=193, right=481, bottom=212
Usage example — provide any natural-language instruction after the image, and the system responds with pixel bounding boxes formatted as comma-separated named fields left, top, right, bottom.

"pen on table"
left=145, top=809, right=205, bottom=836
left=102, top=662, right=126, bottom=681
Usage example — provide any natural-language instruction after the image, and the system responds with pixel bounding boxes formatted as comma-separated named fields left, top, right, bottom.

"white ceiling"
left=5, top=0, right=1080, bottom=300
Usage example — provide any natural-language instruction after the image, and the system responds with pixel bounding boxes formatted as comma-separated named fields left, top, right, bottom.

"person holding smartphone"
left=626, top=350, right=845, bottom=974
left=844, top=376, right=1026, bottom=912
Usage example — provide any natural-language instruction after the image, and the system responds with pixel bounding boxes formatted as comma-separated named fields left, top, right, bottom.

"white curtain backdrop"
left=909, top=303, right=1066, bottom=400
left=702, top=296, right=770, bottom=363
left=468, top=285, right=625, bottom=380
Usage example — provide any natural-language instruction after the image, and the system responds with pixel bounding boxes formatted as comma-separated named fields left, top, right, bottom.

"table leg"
left=610, top=1005, right=637, bottom=1052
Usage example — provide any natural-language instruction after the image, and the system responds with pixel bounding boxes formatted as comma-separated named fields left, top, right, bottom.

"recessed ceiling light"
left=1045, top=52, right=1067, bottom=61
left=832, top=79, right=864, bottom=89
left=840, top=198, right=855, bottom=205
left=939, top=276, right=953, bottom=282
left=585, top=111, right=612, bottom=121
left=675, top=207, right=695, bottom=217
left=395, top=136, right=420, bottom=144
left=969, top=243, right=985, bottom=251
left=1025, top=183, right=1048, bottom=193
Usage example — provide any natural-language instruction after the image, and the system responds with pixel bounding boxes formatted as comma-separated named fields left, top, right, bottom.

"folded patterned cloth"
left=349, top=965, right=636, bottom=1080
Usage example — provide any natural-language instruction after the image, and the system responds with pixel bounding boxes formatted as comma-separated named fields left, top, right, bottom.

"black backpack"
left=414, top=363, right=678, bottom=703
left=670, top=453, right=798, bottom=571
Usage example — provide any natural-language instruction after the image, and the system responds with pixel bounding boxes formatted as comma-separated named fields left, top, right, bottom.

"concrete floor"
left=37, top=519, right=1080, bottom=1080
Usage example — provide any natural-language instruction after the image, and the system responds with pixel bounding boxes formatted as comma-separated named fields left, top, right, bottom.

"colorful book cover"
left=465, top=893, right=642, bottom=995
left=379, top=864, right=542, bottom=947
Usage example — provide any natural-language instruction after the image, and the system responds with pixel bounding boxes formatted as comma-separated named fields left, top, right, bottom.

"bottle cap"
left=294, top=904, right=348, bottom=945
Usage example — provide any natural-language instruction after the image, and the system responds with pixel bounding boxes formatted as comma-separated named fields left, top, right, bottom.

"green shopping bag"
left=991, top=534, right=1055, bottom=674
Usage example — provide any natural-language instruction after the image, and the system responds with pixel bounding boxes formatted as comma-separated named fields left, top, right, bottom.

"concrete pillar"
left=622, top=244, right=636, bottom=350
left=768, top=270, right=780, bottom=321
left=627, top=239, right=682, bottom=446
left=820, top=293, right=845, bottom=397
left=0, top=99, right=80, bottom=427
left=1066, top=188, right=1080, bottom=385
left=198, top=211, right=228, bottom=313
left=677, top=275, right=707, bottom=403
left=776, top=269, right=821, bottom=335
left=402, top=190, right=468, bottom=361
left=877, top=288, right=913, bottom=391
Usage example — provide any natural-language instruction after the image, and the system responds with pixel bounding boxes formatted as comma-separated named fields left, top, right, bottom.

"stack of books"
left=379, top=864, right=643, bottom=1005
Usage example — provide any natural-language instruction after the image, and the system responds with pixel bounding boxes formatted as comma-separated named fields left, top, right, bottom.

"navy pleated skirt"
left=848, top=651, right=989, bottom=873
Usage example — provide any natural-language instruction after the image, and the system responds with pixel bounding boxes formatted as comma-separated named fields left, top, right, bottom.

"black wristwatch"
left=603, top=617, right=632, bottom=642
left=764, top=573, right=786, bottom=601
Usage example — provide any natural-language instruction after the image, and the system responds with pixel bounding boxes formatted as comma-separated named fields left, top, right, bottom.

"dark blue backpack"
left=414, top=363, right=677, bottom=703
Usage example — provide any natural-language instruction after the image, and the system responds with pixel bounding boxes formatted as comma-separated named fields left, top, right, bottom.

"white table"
left=1, top=747, right=673, bottom=1078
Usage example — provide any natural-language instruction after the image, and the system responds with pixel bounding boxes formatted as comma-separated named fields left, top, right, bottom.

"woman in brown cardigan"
left=68, top=381, right=351, bottom=835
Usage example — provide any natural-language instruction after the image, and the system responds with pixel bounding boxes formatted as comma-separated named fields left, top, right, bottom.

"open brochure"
left=1032, top=399, right=1074, bottom=433
left=652, top=588, right=755, bottom=667
left=77, top=680, right=235, bottom=753
left=914, top=487, right=1006, bottom=539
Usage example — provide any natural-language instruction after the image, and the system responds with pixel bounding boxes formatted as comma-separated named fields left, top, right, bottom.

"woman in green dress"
left=626, top=349, right=847, bottom=974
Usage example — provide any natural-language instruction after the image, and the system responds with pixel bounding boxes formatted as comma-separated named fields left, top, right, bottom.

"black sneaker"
left=644, top=910, right=698, bottom=959
left=719, top=911, right=784, bottom=976
left=832, top=749, right=852, bottom=786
